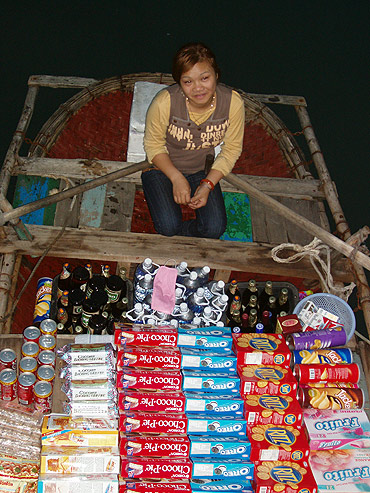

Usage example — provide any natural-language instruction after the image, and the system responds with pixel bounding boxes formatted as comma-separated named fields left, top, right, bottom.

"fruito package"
left=275, top=314, right=303, bottom=336
left=120, top=435, right=190, bottom=457
left=37, top=474, right=119, bottom=492
left=41, top=415, right=118, bottom=447
left=114, top=324, right=178, bottom=347
left=118, top=391, right=186, bottom=414
left=233, top=333, right=291, bottom=368
left=239, top=365, right=297, bottom=398
left=247, top=424, right=310, bottom=462
left=56, top=343, right=115, bottom=365
left=189, top=436, right=251, bottom=459
left=121, top=480, right=192, bottom=492
left=117, top=347, right=182, bottom=370
left=119, top=413, right=188, bottom=434
left=191, top=458, right=254, bottom=480
left=243, top=394, right=303, bottom=428
left=184, top=392, right=244, bottom=416
left=303, top=409, right=370, bottom=449
left=40, top=446, right=120, bottom=474
left=120, top=458, right=192, bottom=479
left=253, top=460, right=317, bottom=493
left=309, top=449, right=370, bottom=492
left=182, top=371, right=240, bottom=393
left=180, top=348, right=237, bottom=373
left=190, top=478, right=253, bottom=492
left=187, top=415, right=247, bottom=437
left=117, top=369, right=182, bottom=392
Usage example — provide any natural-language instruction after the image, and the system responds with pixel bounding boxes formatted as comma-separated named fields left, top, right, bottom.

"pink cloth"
left=151, top=265, right=178, bottom=314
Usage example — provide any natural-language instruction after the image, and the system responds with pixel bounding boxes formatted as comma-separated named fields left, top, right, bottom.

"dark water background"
left=1, top=1, right=369, bottom=330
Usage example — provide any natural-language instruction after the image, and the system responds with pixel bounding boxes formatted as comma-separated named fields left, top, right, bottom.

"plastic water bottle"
left=194, top=265, right=210, bottom=286
left=152, top=310, right=171, bottom=324
left=202, top=305, right=222, bottom=325
left=192, top=316, right=202, bottom=327
left=142, top=315, right=157, bottom=325
left=134, top=273, right=153, bottom=303
left=134, top=258, right=159, bottom=283
left=176, top=261, right=190, bottom=283
left=182, top=271, right=200, bottom=299
left=211, top=293, right=229, bottom=313
left=126, top=303, right=145, bottom=323
left=170, top=318, right=179, bottom=329
left=142, top=292, right=152, bottom=313
left=187, top=287, right=209, bottom=314
left=177, top=302, right=194, bottom=323
left=204, top=280, right=225, bottom=300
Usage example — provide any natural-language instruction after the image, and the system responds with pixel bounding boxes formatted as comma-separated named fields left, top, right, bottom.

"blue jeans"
left=141, top=169, right=227, bottom=238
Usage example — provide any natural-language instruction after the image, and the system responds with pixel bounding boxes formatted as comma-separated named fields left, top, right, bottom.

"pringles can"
left=294, top=363, right=360, bottom=385
left=287, top=327, right=347, bottom=351
left=292, top=348, right=352, bottom=365
left=33, top=277, right=53, bottom=325
left=298, top=387, right=364, bottom=410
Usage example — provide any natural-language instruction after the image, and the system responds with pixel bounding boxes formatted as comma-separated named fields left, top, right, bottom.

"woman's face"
left=180, top=61, right=217, bottom=110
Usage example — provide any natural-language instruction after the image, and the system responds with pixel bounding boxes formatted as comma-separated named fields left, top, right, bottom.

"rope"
left=271, top=237, right=356, bottom=301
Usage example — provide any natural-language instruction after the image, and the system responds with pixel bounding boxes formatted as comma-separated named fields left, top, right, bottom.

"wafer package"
left=61, top=379, right=117, bottom=401
left=38, top=474, right=119, bottom=492
left=253, top=460, right=317, bottom=493
left=233, top=333, right=291, bottom=368
left=239, top=365, right=297, bottom=398
left=243, top=394, right=303, bottom=428
left=56, top=343, right=115, bottom=365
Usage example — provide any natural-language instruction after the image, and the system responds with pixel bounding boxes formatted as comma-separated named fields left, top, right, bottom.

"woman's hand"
left=188, top=184, right=211, bottom=209
left=172, top=174, right=191, bottom=205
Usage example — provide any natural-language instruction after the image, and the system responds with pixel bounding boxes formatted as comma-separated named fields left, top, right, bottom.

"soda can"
left=19, top=356, right=38, bottom=374
left=0, top=368, right=17, bottom=401
left=37, top=365, right=55, bottom=385
left=287, top=327, right=347, bottom=351
left=292, top=348, right=353, bottom=365
left=17, top=372, right=36, bottom=405
left=33, top=277, right=53, bottom=324
left=40, top=318, right=57, bottom=336
left=21, top=341, right=39, bottom=359
left=23, top=326, right=41, bottom=344
left=33, top=380, right=52, bottom=413
left=37, top=350, right=56, bottom=368
left=298, top=387, right=364, bottom=410
left=294, top=363, right=360, bottom=384
left=0, top=348, right=17, bottom=371
left=38, top=335, right=56, bottom=352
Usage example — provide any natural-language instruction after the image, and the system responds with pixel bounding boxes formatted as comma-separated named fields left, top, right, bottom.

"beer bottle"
left=101, top=264, right=110, bottom=278
left=266, top=295, right=278, bottom=329
left=247, top=308, right=258, bottom=332
left=57, top=263, right=71, bottom=299
left=241, top=312, right=249, bottom=330
left=70, top=265, right=90, bottom=291
left=88, top=314, right=107, bottom=335
left=90, top=289, right=109, bottom=313
left=258, top=281, right=273, bottom=313
left=277, top=288, right=290, bottom=314
left=80, top=298, right=100, bottom=329
left=68, top=288, right=85, bottom=322
left=57, top=290, right=70, bottom=311
left=106, top=274, right=126, bottom=304
left=56, top=308, right=72, bottom=333
left=245, top=294, right=258, bottom=316
left=86, top=275, right=107, bottom=298
left=226, top=280, right=241, bottom=304
left=261, top=310, right=273, bottom=333
left=84, top=263, right=93, bottom=279
left=110, top=296, right=129, bottom=322
left=241, top=279, right=258, bottom=311
left=117, top=266, right=130, bottom=299
left=226, top=294, right=242, bottom=325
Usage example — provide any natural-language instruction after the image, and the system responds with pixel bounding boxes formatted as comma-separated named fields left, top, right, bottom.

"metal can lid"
left=37, top=365, right=55, bottom=382
left=18, top=372, right=36, bottom=387
left=19, top=357, right=38, bottom=372
left=0, top=348, right=17, bottom=363
left=34, top=380, right=52, bottom=398
left=38, top=350, right=56, bottom=366
left=0, top=368, right=17, bottom=384
left=40, top=318, right=57, bottom=334
left=21, top=341, right=39, bottom=357
left=39, top=335, right=56, bottom=350
left=23, top=326, right=41, bottom=340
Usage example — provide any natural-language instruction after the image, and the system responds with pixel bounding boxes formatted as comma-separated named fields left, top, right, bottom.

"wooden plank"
left=280, top=197, right=321, bottom=245
left=214, top=270, right=231, bottom=283
left=250, top=198, right=289, bottom=244
left=0, top=225, right=354, bottom=283
left=246, top=93, right=307, bottom=106
left=54, top=179, right=82, bottom=228
left=79, top=183, right=107, bottom=228
left=3, top=254, right=22, bottom=334
left=101, top=182, right=136, bottom=232
left=28, top=75, right=99, bottom=88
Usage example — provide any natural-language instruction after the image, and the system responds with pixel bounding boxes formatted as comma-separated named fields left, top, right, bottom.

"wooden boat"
left=0, top=72, right=370, bottom=400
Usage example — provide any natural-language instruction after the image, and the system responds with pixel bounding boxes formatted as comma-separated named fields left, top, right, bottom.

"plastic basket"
left=293, top=293, right=356, bottom=342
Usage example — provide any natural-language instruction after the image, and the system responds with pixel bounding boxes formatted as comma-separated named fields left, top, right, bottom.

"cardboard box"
left=117, top=347, right=182, bottom=370
left=120, top=435, right=190, bottom=458
left=119, top=413, right=188, bottom=434
left=182, top=371, right=240, bottom=394
left=253, top=460, right=317, bottom=493
left=239, top=365, right=297, bottom=398
left=243, top=394, right=303, bottom=427
left=189, top=436, right=251, bottom=459
left=117, top=369, right=182, bottom=392
left=120, top=458, right=192, bottom=479
left=191, top=458, right=254, bottom=480
left=118, top=391, right=186, bottom=414
left=233, top=333, right=291, bottom=368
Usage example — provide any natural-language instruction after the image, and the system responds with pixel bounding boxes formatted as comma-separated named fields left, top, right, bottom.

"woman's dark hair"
left=172, top=42, right=221, bottom=83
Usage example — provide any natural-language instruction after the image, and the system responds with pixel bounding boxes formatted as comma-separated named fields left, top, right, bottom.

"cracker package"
left=239, top=365, right=297, bottom=398
left=253, top=460, right=317, bottom=493
left=233, top=333, right=291, bottom=368
left=243, top=394, right=303, bottom=428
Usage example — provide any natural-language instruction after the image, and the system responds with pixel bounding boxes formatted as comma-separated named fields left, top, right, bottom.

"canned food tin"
left=38, top=335, right=56, bottom=352
left=37, top=365, right=55, bottom=385
left=17, top=372, right=36, bottom=405
left=40, top=318, right=57, bottom=336
left=21, top=341, right=39, bottom=358
left=37, top=350, right=56, bottom=368
left=23, top=326, right=41, bottom=343
left=19, top=356, right=38, bottom=374
left=294, top=363, right=360, bottom=384
left=298, top=387, right=364, bottom=410
left=33, top=380, right=52, bottom=413
left=33, top=277, right=53, bottom=324
left=287, top=327, right=347, bottom=351
left=0, top=348, right=17, bottom=371
left=0, top=368, right=17, bottom=401
left=292, top=348, right=353, bottom=365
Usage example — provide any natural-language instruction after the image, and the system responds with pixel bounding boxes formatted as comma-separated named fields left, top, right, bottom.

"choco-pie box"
left=119, top=391, right=186, bottom=414
left=119, top=412, right=188, bottom=434
left=238, top=365, right=297, bottom=398
left=233, top=333, right=291, bottom=368
left=120, top=435, right=190, bottom=457
left=253, top=461, right=317, bottom=493
left=121, top=481, right=192, bottom=493
left=243, top=394, right=303, bottom=428
left=120, top=457, right=192, bottom=479
left=117, top=369, right=182, bottom=392
left=117, top=347, right=182, bottom=370
left=189, top=479, right=253, bottom=492
left=114, top=324, right=178, bottom=347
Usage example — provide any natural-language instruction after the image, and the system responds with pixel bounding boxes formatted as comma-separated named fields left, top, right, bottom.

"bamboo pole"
left=0, top=254, right=17, bottom=333
left=224, top=173, right=370, bottom=272
left=296, top=105, right=370, bottom=336
left=0, top=161, right=148, bottom=226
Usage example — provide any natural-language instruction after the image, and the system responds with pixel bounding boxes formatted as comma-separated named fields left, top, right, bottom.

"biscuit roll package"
left=253, top=460, right=317, bottom=493
left=243, top=394, right=303, bottom=428
left=120, top=435, right=190, bottom=458
left=233, top=333, right=291, bottom=368
left=38, top=474, right=119, bottom=492
left=57, top=343, right=115, bottom=366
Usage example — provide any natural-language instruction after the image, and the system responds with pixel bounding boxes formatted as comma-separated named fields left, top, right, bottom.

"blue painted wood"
left=79, top=182, right=107, bottom=228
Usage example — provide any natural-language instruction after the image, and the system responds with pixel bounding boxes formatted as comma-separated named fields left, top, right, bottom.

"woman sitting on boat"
left=142, top=42, right=245, bottom=238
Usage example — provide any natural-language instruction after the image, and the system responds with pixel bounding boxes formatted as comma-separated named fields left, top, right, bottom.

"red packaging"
left=114, top=324, right=178, bottom=347
left=117, top=369, right=183, bottom=392
left=233, top=333, right=291, bottom=368
left=0, top=368, right=17, bottom=401
left=243, top=394, right=303, bottom=428
left=253, top=461, right=317, bottom=493
left=248, top=424, right=310, bottom=462
left=275, top=314, right=302, bottom=335
left=294, top=363, right=360, bottom=384
left=117, top=347, right=181, bottom=370
left=0, top=348, right=17, bottom=372
left=119, top=391, right=186, bottom=413
left=120, top=434, right=190, bottom=457
left=120, top=458, right=192, bottom=479
left=119, top=413, right=188, bottom=434
left=120, top=481, right=192, bottom=493
left=17, top=372, right=36, bottom=405
left=239, top=365, right=298, bottom=398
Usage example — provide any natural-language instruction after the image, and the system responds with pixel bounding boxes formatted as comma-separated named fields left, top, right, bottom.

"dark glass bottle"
left=85, top=263, right=93, bottom=279
left=86, top=275, right=107, bottom=298
left=88, top=314, right=107, bottom=335
left=247, top=308, right=258, bottom=332
left=266, top=295, right=278, bottom=329
left=241, top=279, right=258, bottom=311
left=57, top=263, right=71, bottom=299
left=105, top=275, right=125, bottom=304
left=56, top=308, right=72, bottom=333
left=70, top=265, right=90, bottom=291
left=277, top=288, right=290, bottom=314
left=110, top=296, right=129, bottom=322
left=258, top=281, right=273, bottom=313
left=80, top=298, right=101, bottom=329
left=245, top=294, right=258, bottom=316
left=241, top=312, right=249, bottom=330
left=57, top=290, right=70, bottom=311
left=90, top=289, right=109, bottom=312
left=226, top=294, right=242, bottom=325
left=226, top=280, right=241, bottom=304
left=68, top=288, right=86, bottom=320
left=261, top=310, right=273, bottom=333
left=101, top=264, right=111, bottom=278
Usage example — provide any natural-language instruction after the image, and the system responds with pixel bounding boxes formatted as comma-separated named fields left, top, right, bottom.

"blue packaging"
left=177, top=332, right=233, bottom=352
left=184, top=392, right=244, bottom=415
left=178, top=325, right=232, bottom=335
left=190, top=478, right=253, bottom=492
left=33, top=277, right=53, bottom=324
left=189, top=436, right=251, bottom=458
left=292, top=347, right=353, bottom=365
left=181, top=349, right=237, bottom=373
left=182, top=371, right=240, bottom=393
left=187, top=415, right=247, bottom=437
left=191, top=458, right=254, bottom=480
